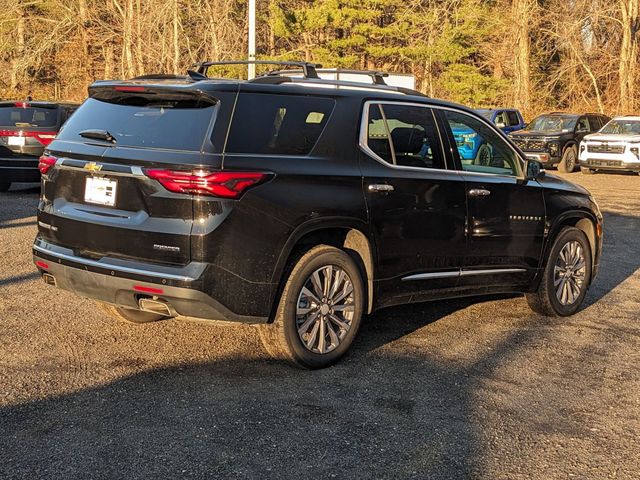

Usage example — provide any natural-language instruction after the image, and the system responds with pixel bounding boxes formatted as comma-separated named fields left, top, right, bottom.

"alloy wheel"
left=296, top=265, right=355, bottom=354
left=554, top=240, right=587, bottom=306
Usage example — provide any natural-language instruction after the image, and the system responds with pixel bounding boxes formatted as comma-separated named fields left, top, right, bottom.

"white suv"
left=579, top=116, right=640, bottom=174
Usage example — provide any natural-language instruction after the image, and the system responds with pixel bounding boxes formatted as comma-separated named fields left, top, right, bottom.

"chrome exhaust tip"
left=42, top=273, right=57, bottom=287
left=138, top=298, right=176, bottom=317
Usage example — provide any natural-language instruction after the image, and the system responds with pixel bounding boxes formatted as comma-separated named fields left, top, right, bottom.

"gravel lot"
left=1, top=172, right=639, bottom=479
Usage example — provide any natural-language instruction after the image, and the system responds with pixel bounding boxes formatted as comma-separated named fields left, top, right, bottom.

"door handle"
left=368, top=184, right=394, bottom=193
left=468, top=188, right=491, bottom=197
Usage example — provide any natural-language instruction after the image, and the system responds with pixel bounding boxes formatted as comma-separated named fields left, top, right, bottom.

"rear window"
left=0, top=105, right=58, bottom=128
left=226, top=93, right=335, bottom=155
left=57, top=96, right=217, bottom=151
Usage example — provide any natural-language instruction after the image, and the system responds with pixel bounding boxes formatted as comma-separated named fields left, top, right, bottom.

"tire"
left=97, top=302, right=168, bottom=324
left=558, top=146, right=578, bottom=173
left=580, top=167, right=595, bottom=175
left=258, top=245, right=364, bottom=369
left=526, top=226, right=592, bottom=317
left=0, top=181, right=11, bottom=192
left=475, top=144, right=492, bottom=166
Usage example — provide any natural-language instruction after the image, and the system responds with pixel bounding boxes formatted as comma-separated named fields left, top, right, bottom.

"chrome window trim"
left=33, top=244, right=195, bottom=282
left=358, top=100, right=453, bottom=173
left=402, top=268, right=527, bottom=282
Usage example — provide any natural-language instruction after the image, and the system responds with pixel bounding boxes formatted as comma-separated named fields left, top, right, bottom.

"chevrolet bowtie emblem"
left=84, top=162, right=103, bottom=172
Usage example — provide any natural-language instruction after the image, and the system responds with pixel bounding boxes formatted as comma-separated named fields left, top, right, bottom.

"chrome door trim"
left=402, top=268, right=527, bottom=281
left=460, top=268, right=526, bottom=277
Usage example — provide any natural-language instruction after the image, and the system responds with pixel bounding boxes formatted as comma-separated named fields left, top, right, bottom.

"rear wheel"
left=258, top=245, right=364, bottom=369
left=97, top=302, right=168, bottom=324
left=558, top=146, right=578, bottom=173
left=580, top=167, right=595, bottom=175
left=526, top=227, right=592, bottom=316
left=0, top=181, right=11, bottom=192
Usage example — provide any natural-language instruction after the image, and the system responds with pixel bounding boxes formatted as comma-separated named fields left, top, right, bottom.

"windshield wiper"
left=79, top=129, right=116, bottom=144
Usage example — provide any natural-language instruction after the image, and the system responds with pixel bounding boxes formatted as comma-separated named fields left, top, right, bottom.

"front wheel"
left=258, top=245, right=364, bottom=369
left=558, top=146, right=578, bottom=173
left=526, top=227, right=592, bottom=316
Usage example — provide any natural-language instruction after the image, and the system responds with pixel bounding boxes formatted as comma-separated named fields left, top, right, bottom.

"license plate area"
left=7, top=136, right=25, bottom=146
left=84, top=176, right=117, bottom=206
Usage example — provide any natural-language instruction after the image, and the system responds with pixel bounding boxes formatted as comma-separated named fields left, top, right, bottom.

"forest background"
left=1, top=0, right=638, bottom=119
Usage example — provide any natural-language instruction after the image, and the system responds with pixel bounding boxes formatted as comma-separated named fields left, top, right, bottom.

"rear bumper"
left=32, top=238, right=270, bottom=324
left=0, top=156, right=40, bottom=182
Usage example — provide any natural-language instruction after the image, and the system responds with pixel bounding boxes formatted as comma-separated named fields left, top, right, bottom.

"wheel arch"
left=562, top=140, right=578, bottom=154
left=546, top=211, right=598, bottom=278
left=269, top=219, right=375, bottom=320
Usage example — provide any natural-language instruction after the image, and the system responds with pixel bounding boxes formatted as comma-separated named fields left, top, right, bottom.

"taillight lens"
left=0, top=129, right=57, bottom=146
left=145, top=169, right=269, bottom=199
left=33, top=133, right=57, bottom=146
left=38, top=155, right=57, bottom=174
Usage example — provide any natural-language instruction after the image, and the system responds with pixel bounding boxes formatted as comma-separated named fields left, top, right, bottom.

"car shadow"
left=0, top=290, right=550, bottom=480
left=583, top=211, right=640, bottom=307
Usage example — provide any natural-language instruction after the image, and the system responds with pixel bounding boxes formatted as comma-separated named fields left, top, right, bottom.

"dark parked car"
left=477, top=108, right=526, bottom=133
left=0, top=101, right=78, bottom=191
left=509, top=112, right=610, bottom=173
left=32, top=62, right=604, bottom=369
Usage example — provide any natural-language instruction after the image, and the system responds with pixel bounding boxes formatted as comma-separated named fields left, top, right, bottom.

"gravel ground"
left=0, top=173, right=639, bottom=479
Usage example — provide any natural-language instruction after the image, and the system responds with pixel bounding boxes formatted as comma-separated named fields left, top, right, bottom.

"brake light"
left=114, top=86, right=146, bottom=92
left=0, top=130, right=58, bottom=146
left=134, top=285, right=164, bottom=294
left=14, top=102, right=29, bottom=108
left=38, top=155, right=57, bottom=174
left=33, top=133, right=57, bottom=146
left=145, top=169, right=269, bottom=198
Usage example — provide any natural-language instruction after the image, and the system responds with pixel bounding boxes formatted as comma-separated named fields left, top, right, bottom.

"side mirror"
left=526, top=159, right=545, bottom=180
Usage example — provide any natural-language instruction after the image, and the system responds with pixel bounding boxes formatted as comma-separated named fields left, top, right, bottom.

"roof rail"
left=193, top=60, right=322, bottom=79
left=248, top=75, right=427, bottom=98
left=263, top=68, right=390, bottom=86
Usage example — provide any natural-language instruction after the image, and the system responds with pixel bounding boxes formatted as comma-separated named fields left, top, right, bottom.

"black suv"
left=0, top=101, right=78, bottom=191
left=33, top=62, right=603, bottom=368
left=509, top=112, right=610, bottom=173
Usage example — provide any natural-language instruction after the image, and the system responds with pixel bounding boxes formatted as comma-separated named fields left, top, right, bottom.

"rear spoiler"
left=88, top=84, right=219, bottom=105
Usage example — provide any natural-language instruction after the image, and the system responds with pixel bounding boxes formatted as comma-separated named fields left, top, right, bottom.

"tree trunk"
left=512, top=0, right=533, bottom=115
left=619, top=0, right=639, bottom=112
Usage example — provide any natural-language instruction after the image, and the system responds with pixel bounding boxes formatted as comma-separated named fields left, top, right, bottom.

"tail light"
left=38, top=155, right=57, bottom=174
left=0, top=129, right=57, bottom=146
left=145, top=169, right=270, bottom=199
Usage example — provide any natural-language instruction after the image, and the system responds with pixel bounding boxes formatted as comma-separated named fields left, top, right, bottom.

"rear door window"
left=363, top=103, right=445, bottom=170
left=225, top=93, right=335, bottom=155
left=507, top=111, right=520, bottom=126
left=0, top=105, right=58, bottom=128
left=57, top=95, right=218, bottom=152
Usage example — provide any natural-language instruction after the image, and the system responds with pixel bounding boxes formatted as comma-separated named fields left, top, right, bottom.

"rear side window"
left=225, top=93, right=335, bottom=155
left=0, top=105, right=58, bottom=128
left=364, top=103, right=445, bottom=170
left=57, top=96, right=217, bottom=152
left=507, top=111, right=520, bottom=126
